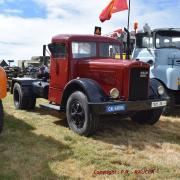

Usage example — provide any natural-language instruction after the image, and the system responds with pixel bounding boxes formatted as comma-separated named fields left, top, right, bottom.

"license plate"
left=151, top=101, right=167, bottom=108
left=106, top=104, right=126, bottom=113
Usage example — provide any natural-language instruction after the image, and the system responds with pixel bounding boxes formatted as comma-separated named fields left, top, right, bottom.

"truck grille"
left=128, top=68, right=149, bottom=101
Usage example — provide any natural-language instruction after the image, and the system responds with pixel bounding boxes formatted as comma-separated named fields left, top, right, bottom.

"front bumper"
left=89, top=99, right=168, bottom=115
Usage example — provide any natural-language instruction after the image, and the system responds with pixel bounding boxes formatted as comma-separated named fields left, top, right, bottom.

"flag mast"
left=126, top=0, right=131, bottom=59
left=127, top=0, right=131, bottom=31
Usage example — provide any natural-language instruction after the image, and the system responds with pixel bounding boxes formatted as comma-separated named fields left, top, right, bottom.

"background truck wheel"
left=131, top=109, right=162, bottom=125
left=0, top=100, right=4, bottom=134
left=13, top=83, right=36, bottom=110
left=66, top=91, right=98, bottom=136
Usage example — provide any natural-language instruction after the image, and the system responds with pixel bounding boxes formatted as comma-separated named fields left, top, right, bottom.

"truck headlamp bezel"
left=110, top=88, right=120, bottom=99
left=158, top=85, right=165, bottom=95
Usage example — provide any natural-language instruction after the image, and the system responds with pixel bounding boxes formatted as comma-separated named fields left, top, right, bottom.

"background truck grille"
left=128, top=68, right=149, bottom=101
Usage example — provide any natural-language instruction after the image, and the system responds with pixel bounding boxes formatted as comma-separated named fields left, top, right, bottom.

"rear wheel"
left=26, top=98, right=36, bottom=109
left=0, top=100, right=4, bottom=134
left=66, top=91, right=98, bottom=136
left=131, top=109, right=162, bottom=125
left=13, top=83, right=36, bottom=110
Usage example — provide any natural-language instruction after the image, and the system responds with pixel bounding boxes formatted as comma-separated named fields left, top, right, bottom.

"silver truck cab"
left=133, top=28, right=180, bottom=110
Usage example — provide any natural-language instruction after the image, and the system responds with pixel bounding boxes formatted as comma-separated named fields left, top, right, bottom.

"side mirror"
left=48, top=43, right=55, bottom=54
left=43, top=45, right=46, bottom=57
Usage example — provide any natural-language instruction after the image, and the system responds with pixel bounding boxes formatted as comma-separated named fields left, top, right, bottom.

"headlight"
left=158, top=85, right=165, bottom=95
left=110, top=88, right=119, bottom=99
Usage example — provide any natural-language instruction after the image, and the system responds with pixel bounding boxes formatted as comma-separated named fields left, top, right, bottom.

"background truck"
left=133, top=28, right=180, bottom=113
left=11, top=34, right=168, bottom=136
left=0, top=67, right=7, bottom=133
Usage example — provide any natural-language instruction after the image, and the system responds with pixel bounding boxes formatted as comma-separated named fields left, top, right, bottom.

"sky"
left=0, top=0, right=180, bottom=62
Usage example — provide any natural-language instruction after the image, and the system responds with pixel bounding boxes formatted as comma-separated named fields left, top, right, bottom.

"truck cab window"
left=99, top=43, right=121, bottom=59
left=48, top=43, right=67, bottom=59
left=156, top=30, right=180, bottom=49
left=72, top=42, right=96, bottom=59
left=142, top=37, right=153, bottom=48
left=136, top=34, right=153, bottom=48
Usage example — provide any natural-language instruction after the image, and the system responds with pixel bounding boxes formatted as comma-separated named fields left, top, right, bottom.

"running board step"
left=40, top=104, right=61, bottom=111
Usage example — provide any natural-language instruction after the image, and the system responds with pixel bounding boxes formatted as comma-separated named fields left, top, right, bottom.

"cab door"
left=48, top=42, right=68, bottom=104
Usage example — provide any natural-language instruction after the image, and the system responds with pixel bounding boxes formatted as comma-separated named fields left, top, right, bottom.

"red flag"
left=99, top=0, right=128, bottom=22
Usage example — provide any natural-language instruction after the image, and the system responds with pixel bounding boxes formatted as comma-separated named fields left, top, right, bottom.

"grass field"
left=0, top=94, right=180, bottom=180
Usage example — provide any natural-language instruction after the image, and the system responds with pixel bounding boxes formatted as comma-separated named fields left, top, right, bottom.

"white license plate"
left=151, top=101, right=167, bottom=108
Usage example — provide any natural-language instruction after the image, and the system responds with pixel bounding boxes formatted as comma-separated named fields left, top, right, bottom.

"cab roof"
left=137, top=28, right=180, bottom=35
left=52, top=34, right=121, bottom=43
left=153, top=28, right=180, bottom=32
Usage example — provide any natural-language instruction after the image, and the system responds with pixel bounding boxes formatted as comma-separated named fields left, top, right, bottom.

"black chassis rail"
left=89, top=98, right=168, bottom=115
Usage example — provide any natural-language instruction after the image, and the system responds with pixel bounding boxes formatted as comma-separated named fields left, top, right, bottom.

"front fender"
left=61, top=78, right=108, bottom=110
left=149, top=78, right=168, bottom=99
left=151, top=65, right=180, bottom=90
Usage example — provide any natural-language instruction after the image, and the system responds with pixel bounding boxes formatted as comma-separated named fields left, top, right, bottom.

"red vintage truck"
left=11, top=34, right=168, bottom=136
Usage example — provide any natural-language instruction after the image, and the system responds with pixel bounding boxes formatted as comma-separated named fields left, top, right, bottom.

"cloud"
left=3, top=8, right=23, bottom=15
left=0, top=0, right=179, bottom=62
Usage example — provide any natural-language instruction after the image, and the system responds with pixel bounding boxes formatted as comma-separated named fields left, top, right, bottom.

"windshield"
left=71, top=41, right=122, bottom=59
left=99, top=43, right=121, bottom=59
left=136, top=34, right=153, bottom=48
left=156, top=30, right=180, bottom=49
left=72, top=42, right=96, bottom=59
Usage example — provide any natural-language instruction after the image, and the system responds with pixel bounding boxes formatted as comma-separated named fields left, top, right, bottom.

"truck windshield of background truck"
left=136, top=35, right=153, bottom=48
left=155, top=30, right=180, bottom=49
left=72, top=42, right=96, bottom=59
left=99, top=43, right=121, bottom=59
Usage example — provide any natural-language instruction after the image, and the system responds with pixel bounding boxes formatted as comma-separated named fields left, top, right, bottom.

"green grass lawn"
left=0, top=94, right=180, bottom=180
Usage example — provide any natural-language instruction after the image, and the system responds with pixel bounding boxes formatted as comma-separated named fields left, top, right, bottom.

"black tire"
left=66, top=91, right=98, bottom=136
left=26, top=98, right=36, bottom=110
left=0, top=100, right=4, bottom=134
left=13, top=83, right=36, bottom=110
left=131, top=109, right=162, bottom=125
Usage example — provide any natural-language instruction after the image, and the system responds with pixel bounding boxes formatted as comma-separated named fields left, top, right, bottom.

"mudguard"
left=61, top=78, right=108, bottom=109
left=149, top=78, right=168, bottom=99
left=11, top=78, right=40, bottom=97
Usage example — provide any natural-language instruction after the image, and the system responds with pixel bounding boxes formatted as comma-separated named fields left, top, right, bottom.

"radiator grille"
left=128, top=68, right=149, bottom=101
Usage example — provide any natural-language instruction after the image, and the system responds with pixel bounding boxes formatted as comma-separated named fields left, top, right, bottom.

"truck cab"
left=12, top=34, right=168, bottom=136
left=133, top=28, right=180, bottom=112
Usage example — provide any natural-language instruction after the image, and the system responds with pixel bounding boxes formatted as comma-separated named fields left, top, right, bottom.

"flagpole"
left=127, top=0, right=131, bottom=31
left=126, top=0, right=131, bottom=59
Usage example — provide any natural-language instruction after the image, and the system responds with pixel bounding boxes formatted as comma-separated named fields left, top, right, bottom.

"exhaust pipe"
left=43, top=45, right=46, bottom=65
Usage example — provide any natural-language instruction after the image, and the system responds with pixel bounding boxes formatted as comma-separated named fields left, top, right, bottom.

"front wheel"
left=131, top=109, right=163, bottom=125
left=0, top=100, right=4, bottom=134
left=66, top=91, right=98, bottom=136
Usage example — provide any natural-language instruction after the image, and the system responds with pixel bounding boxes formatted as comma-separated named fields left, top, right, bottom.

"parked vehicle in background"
left=0, top=67, right=7, bottom=133
left=11, top=34, right=168, bottom=136
left=133, top=28, right=180, bottom=114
